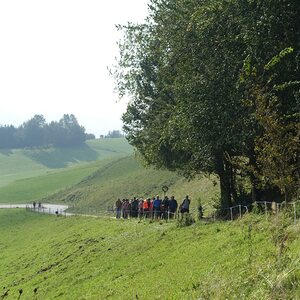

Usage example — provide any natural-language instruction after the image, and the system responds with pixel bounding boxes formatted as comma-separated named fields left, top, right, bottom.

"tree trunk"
left=227, top=158, right=238, bottom=203
left=216, top=153, right=232, bottom=208
left=249, top=150, right=260, bottom=203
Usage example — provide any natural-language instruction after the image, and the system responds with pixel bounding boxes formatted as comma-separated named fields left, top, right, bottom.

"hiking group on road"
left=114, top=195, right=193, bottom=220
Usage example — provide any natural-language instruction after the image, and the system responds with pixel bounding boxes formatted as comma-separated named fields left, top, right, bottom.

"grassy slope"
left=0, top=149, right=48, bottom=187
left=0, top=160, right=114, bottom=204
left=0, top=210, right=299, bottom=299
left=43, top=155, right=219, bottom=211
left=0, top=138, right=132, bottom=188
left=0, top=139, right=135, bottom=204
left=0, top=153, right=218, bottom=208
left=0, top=138, right=219, bottom=209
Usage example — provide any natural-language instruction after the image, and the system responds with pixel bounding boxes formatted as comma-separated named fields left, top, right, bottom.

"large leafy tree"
left=114, top=0, right=251, bottom=207
left=239, top=0, right=300, bottom=201
left=114, top=0, right=300, bottom=207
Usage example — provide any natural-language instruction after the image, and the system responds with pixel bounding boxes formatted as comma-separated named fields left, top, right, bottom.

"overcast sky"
left=0, top=0, right=149, bottom=136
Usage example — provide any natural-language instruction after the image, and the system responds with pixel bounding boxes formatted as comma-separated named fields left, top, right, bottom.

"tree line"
left=113, top=0, right=300, bottom=208
left=0, top=114, right=88, bottom=149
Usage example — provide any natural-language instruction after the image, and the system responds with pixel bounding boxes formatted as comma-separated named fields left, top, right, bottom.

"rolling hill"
left=0, top=138, right=132, bottom=188
left=0, top=138, right=219, bottom=211
left=43, top=155, right=219, bottom=212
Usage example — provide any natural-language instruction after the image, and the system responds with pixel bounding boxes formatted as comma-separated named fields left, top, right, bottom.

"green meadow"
left=0, top=210, right=299, bottom=299
left=0, top=160, right=110, bottom=204
left=0, top=138, right=132, bottom=188
left=0, top=138, right=218, bottom=209
left=0, top=138, right=299, bottom=299
left=43, top=155, right=219, bottom=212
left=0, top=139, right=134, bottom=204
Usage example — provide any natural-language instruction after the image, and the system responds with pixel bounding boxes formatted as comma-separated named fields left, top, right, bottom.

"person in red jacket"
left=143, top=198, right=150, bottom=218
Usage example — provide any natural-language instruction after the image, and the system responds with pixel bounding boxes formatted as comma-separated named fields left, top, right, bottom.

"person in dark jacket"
left=115, top=198, right=122, bottom=218
left=168, top=195, right=178, bottom=218
left=131, top=197, right=139, bottom=218
left=180, top=195, right=191, bottom=214
left=161, top=196, right=169, bottom=219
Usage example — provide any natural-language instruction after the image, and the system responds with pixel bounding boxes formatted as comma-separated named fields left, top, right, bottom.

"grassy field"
left=1, top=138, right=299, bottom=299
left=0, top=209, right=299, bottom=299
left=0, top=159, right=116, bottom=204
left=0, top=138, right=132, bottom=188
left=42, top=155, right=219, bottom=211
left=0, top=138, right=136, bottom=204
left=0, top=138, right=219, bottom=209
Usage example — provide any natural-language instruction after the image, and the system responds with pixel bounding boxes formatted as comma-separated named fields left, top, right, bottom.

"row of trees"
left=113, top=0, right=300, bottom=207
left=0, top=114, right=87, bottom=148
left=105, top=130, right=124, bottom=138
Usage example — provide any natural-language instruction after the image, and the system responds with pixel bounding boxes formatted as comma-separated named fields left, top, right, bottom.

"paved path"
left=0, top=204, right=115, bottom=218
left=0, top=203, right=69, bottom=215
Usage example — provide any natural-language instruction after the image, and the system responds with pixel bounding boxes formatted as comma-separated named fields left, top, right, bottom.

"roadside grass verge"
left=0, top=210, right=299, bottom=299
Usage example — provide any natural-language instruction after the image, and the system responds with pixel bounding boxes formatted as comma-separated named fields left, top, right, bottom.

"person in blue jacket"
left=153, top=195, right=161, bottom=219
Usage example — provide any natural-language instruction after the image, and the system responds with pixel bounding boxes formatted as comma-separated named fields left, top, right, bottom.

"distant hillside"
left=0, top=159, right=112, bottom=204
left=0, top=138, right=132, bottom=188
left=0, top=137, right=219, bottom=209
left=43, top=155, right=219, bottom=211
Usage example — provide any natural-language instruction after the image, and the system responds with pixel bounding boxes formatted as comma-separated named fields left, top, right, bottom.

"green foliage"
left=243, top=46, right=300, bottom=201
left=264, top=47, right=294, bottom=71
left=113, top=0, right=300, bottom=207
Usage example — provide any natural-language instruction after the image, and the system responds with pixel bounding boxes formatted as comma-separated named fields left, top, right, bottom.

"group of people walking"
left=114, top=195, right=191, bottom=220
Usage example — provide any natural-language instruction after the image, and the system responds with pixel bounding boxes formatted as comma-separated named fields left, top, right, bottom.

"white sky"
left=0, top=0, right=149, bottom=136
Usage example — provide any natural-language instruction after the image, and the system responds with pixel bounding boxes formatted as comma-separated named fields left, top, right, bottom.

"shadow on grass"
left=22, top=144, right=99, bottom=168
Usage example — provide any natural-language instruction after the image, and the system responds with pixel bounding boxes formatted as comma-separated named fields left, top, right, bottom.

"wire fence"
left=25, top=204, right=70, bottom=217
left=21, top=199, right=300, bottom=224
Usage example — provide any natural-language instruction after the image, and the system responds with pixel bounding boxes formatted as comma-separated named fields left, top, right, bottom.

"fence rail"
left=4, top=199, right=300, bottom=224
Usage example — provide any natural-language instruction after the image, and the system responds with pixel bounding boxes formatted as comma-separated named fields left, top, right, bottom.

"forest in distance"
left=0, top=114, right=88, bottom=149
left=0, top=114, right=125, bottom=149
